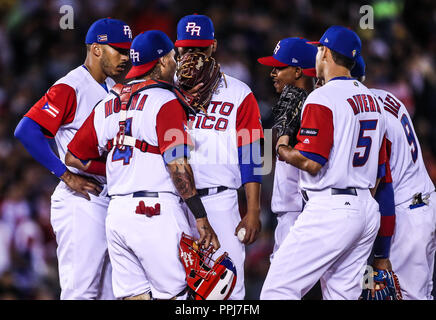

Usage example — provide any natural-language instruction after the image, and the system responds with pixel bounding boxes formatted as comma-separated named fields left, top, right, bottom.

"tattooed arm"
left=167, top=157, right=220, bottom=250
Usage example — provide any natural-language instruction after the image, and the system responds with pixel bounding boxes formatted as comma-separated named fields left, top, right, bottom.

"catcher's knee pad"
left=179, top=233, right=237, bottom=300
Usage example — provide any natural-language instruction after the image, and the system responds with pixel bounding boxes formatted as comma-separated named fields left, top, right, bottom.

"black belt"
left=132, top=191, right=159, bottom=198
left=301, top=187, right=357, bottom=202
left=197, top=186, right=228, bottom=197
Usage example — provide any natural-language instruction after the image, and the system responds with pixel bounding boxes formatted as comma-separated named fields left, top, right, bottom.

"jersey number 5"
left=353, top=119, right=378, bottom=167
left=112, top=118, right=133, bottom=165
left=400, top=114, right=418, bottom=163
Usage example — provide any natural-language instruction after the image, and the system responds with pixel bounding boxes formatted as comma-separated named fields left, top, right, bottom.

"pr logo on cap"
left=130, top=49, right=140, bottom=63
left=274, top=42, right=281, bottom=55
left=352, top=49, right=356, bottom=57
left=186, top=22, right=201, bottom=36
left=123, top=25, right=132, bottom=38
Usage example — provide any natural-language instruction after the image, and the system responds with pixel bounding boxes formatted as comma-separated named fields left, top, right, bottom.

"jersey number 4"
left=353, top=119, right=378, bottom=167
left=112, top=118, right=133, bottom=165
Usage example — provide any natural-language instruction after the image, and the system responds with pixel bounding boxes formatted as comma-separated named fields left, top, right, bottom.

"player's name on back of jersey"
left=347, top=93, right=382, bottom=115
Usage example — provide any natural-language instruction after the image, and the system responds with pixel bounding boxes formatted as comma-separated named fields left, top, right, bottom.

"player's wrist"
left=185, top=194, right=207, bottom=219
left=59, top=168, right=71, bottom=181
left=276, top=143, right=289, bottom=155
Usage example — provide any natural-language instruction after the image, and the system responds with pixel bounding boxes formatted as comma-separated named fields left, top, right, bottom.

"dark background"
left=0, top=0, right=435, bottom=299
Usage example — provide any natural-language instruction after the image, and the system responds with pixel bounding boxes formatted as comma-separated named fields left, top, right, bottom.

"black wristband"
left=185, top=194, right=207, bottom=219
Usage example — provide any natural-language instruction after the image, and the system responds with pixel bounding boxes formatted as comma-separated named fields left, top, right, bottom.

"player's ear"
left=211, top=39, right=217, bottom=53
left=90, top=43, right=103, bottom=58
left=295, top=67, right=303, bottom=80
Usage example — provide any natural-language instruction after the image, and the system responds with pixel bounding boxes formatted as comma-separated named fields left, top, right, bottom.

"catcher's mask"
left=179, top=233, right=237, bottom=300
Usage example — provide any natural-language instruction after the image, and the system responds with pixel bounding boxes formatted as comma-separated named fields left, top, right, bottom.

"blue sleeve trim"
left=68, top=150, right=89, bottom=166
left=377, top=162, right=386, bottom=179
left=374, top=182, right=395, bottom=217
left=238, top=141, right=262, bottom=185
left=163, top=144, right=191, bottom=165
left=14, top=117, right=67, bottom=178
left=299, top=151, right=327, bottom=166
left=373, top=236, right=392, bottom=259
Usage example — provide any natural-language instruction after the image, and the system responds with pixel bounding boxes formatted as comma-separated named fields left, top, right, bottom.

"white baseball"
left=237, top=228, right=246, bottom=242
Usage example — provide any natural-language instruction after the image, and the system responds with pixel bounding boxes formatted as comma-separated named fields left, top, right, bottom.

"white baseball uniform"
left=24, top=65, right=115, bottom=300
left=372, top=88, right=436, bottom=300
left=270, top=159, right=302, bottom=259
left=183, top=74, right=264, bottom=300
left=68, top=80, right=194, bottom=299
left=261, top=77, right=387, bottom=300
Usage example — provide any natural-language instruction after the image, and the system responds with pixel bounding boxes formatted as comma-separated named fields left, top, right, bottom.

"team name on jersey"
left=104, top=95, right=148, bottom=118
left=188, top=100, right=234, bottom=131
left=382, top=94, right=401, bottom=118
left=346, top=94, right=381, bottom=116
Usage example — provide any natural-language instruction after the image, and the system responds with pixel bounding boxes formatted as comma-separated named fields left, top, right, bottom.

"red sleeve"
left=294, top=104, right=334, bottom=159
left=236, top=92, right=264, bottom=147
left=381, top=137, right=392, bottom=183
left=67, top=110, right=100, bottom=160
left=24, top=84, right=77, bottom=136
left=156, top=99, right=193, bottom=154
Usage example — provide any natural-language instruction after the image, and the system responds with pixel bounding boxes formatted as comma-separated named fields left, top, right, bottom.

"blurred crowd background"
left=0, top=0, right=435, bottom=299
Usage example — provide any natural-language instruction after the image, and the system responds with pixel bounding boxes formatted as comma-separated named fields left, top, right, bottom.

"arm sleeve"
left=236, top=92, right=264, bottom=184
left=24, top=83, right=77, bottom=136
left=373, top=138, right=395, bottom=259
left=238, top=140, right=262, bottom=184
left=377, top=135, right=388, bottom=179
left=67, top=110, right=101, bottom=161
left=156, top=99, right=194, bottom=164
left=236, top=92, right=264, bottom=146
left=294, top=103, right=334, bottom=165
left=14, top=117, right=67, bottom=178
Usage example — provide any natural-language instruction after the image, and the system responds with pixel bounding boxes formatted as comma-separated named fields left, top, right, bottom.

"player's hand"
left=195, top=217, right=220, bottom=251
left=369, top=258, right=393, bottom=298
left=235, top=210, right=261, bottom=245
left=373, top=258, right=392, bottom=272
left=60, top=170, right=102, bottom=200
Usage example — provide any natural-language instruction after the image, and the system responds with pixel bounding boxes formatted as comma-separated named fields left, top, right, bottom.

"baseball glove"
left=272, top=85, right=308, bottom=147
left=176, top=51, right=222, bottom=113
left=360, top=268, right=403, bottom=300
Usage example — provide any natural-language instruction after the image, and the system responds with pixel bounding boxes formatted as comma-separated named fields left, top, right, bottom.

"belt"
left=111, top=191, right=161, bottom=198
left=301, top=187, right=357, bottom=202
left=197, top=186, right=229, bottom=197
left=133, top=191, right=159, bottom=198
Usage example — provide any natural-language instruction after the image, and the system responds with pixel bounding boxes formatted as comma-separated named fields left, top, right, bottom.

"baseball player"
left=352, top=56, right=436, bottom=299
left=14, top=18, right=132, bottom=300
left=257, top=37, right=317, bottom=257
left=65, top=30, right=220, bottom=300
left=174, top=14, right=264, bottom=299
left=260, top=26, right=388, bottom=300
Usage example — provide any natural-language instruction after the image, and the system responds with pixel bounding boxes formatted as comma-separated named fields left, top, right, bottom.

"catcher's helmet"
left=179, top=233, right=237, bottom=300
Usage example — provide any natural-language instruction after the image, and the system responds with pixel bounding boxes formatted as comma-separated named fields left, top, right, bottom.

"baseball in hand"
left=237, top=228, right=246, bottom=242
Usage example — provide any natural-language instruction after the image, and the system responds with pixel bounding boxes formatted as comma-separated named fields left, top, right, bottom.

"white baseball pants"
left=389, top=191, right=436, bottom=300
left=261, top=188, right=380, bottom=300
left=50, top=182, right=114, bottom=300
left=106, top=192, right=191, bottom=300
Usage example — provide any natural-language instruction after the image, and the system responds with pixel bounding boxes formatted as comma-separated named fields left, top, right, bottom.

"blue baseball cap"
left=175, top=14, right=214, bottom=47
left=257, top=37, right=317, bottom=77
left=125, top=30, right=174, bottom=79
left=308, top=25, right=361, bottom=60
left=351, top=55, right=365, bottom=78
left=85, top=18, right=132, bottom=49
